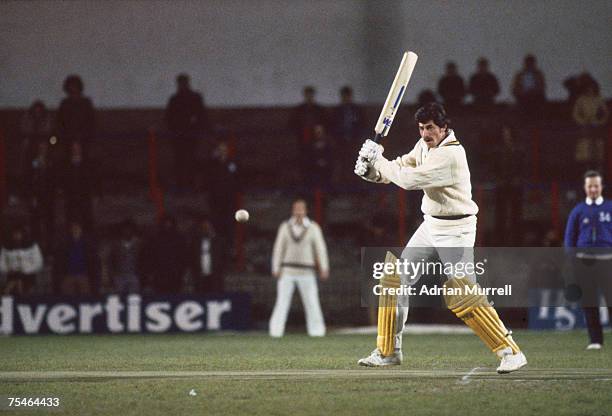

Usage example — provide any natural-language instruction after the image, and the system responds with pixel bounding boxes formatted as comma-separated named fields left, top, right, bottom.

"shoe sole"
left=497, top=360, right=527, bottom=374
left=357, top=360, right=401, bottom=367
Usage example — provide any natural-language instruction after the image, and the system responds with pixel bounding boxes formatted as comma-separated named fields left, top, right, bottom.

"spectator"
left=56, top=75, right=95, bottom=162
left=511, top=55, right=546, bottom=119
left=109, top=218, right=143, bottom=294
left=563, top=72, right=599, bottom=109
left=208, top=138, right=240, bottom=243
left=573, top=82, right=609, bottom=173
left=0, top=224, right=43, bottom=296
left=332, top=86, right=365, bottom=144
left=19, top=101, right=52, bottom=195
left=24, top=140, right=56, bottom=249
left=311, top=124, right=332, bottom=189
left=437, top=61, right=466, bottom=112
left=288, top=86, right=327, bottom=185
left=54, top=221, right=98, bottom=296
left=165, top=73, right=209, bottom=189
left=188, top=216, right=226, bottom=294
left=332, top=86, right=365, bottom=183
left=573, top=84, right=609, bottom=127
left=493, top=125, right=525, bottom=245
left=417, top=89, right=437, bottom=108
left=468, top=58, right=500, bottom=111
left=21, top=101, right=61, bottom=247
left=64, top=141, right=94, bottom=231
left=143, top=215, right=187, bottom=294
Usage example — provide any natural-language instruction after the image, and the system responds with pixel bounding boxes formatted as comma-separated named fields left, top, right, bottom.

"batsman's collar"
left=436, top=130, right=460, bottom=147
left=585, top=196, right=604, bottom=206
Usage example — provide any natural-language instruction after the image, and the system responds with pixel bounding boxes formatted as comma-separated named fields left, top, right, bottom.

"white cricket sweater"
left=373, top=130, right=479, bottom=217
left=271, top=217, right=329, bottom=277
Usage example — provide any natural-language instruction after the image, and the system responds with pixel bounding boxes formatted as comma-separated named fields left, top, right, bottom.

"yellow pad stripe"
left=376, top=251, right=400, bottom=357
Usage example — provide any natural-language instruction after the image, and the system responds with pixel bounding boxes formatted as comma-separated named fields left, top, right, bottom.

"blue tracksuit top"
left=564, top=197, right=612, bottom=248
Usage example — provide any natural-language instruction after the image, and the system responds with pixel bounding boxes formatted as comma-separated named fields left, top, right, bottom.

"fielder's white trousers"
left=394, top=215, right=477, bottom=350
left=269, top=272, right=326, bottom=337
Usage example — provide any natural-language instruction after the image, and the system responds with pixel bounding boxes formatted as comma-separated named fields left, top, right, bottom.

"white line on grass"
left=458, top=367, right=481, bottom=385
left=1, top=369, right=611, bottom=382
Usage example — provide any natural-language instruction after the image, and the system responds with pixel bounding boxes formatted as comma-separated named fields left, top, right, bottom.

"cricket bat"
left=372, top=51, right=418, bottom=143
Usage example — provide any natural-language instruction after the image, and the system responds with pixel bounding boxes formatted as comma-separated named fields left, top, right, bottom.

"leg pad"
left=444, top=277, right=520, bottom=355
left=377, top=252, right=400, bottom=356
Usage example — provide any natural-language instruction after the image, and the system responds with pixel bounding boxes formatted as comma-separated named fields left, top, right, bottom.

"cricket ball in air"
left=235, top=209, right=250, bottom=223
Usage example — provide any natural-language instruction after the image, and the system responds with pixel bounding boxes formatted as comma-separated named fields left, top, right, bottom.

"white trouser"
left=269, top=271, right=326, bottom=337
left=394, top=215, right=477, bottom=350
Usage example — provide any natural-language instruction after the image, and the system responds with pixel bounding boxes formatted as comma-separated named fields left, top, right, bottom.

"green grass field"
left=1, top=330, right=611, bottom=415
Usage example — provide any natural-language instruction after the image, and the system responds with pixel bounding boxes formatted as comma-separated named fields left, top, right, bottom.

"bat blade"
left=373, top=51, right=418, bottom=142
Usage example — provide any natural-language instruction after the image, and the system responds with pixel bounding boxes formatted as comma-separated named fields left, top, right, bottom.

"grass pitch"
left=1, top=330, right=611, bottom=415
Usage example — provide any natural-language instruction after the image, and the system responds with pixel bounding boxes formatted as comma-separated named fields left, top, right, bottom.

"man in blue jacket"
left=564, top=170, right=612, bottom=349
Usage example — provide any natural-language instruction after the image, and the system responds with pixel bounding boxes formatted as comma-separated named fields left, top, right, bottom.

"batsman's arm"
left=373, top=150, right=454, bottom=190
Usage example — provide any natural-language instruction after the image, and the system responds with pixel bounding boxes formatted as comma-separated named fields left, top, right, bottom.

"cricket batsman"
left=354, top=102, right=527, bottom=373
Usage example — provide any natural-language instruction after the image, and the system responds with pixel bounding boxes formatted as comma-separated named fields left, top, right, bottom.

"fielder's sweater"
left=271, top=217, right=329, bottom=277
left=372, top=130, right=479, bottom=217
left=564, top=196, right=612, bottom=248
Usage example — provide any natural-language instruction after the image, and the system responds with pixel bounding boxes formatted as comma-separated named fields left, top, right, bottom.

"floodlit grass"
left=1, top=330, right=611, bottom=415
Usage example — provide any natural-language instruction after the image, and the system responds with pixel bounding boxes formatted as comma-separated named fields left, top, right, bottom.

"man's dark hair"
left=303, top=86, right=315, bottom=95
left=176, top=73, right=190, bottom=84
left=414, top=102, right=450, bottom=129
left=340, top=85, right=353, bottom=96
left=63, top=75, right=84, bottom=94
left=584, top=170, right=602, bottom=180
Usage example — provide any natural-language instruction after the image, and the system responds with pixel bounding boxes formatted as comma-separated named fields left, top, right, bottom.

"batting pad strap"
left=443, top=277, right=520, bottom=355
left=377, top=251, right=400, bottom=356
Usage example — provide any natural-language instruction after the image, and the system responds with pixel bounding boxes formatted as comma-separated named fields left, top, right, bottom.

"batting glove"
left=354, top=158, right=381, bottom=182
left=358, top=139, right=383, bottom=164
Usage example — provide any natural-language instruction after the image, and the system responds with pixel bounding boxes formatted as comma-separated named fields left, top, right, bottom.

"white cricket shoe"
left=496, top=351, right=527, bottom=374
left=586, top=343, right=602, bottom=350
left=358, top=349, right=403, bottom=367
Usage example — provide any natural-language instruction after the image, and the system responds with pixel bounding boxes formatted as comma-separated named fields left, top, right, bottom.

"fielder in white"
left=269, top=199, right=329, bottom=337
left=354, top=103, right=527, bottom=373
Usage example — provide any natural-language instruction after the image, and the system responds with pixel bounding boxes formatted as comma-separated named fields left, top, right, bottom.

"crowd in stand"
left=0, top=54, right=609, bottom=297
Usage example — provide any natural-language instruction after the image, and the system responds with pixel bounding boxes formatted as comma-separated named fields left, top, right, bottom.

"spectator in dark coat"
left=437, top=62, right=466, bottom=112
left=25, top=140, right=59, bottom=248
left=188, top=216, right=226, bottom=294
left=109, top=219, right=143, bottom=294
left=208, top=139, right=240, bottom=243
left=54, top=221, right=98, bottom=296
left=332, top=86, right=366, bottom=183
left=56, top=75, right=95, bottom=162
left=19, top=101, right=52, bottom=196
left=165, top=73, right=209, bottom=189
left=144, top=216, right=187, bottom=294
left=64, top=141, right=94, bottom=231
left=512, top=55, right=546, bottom=119
left=288, top=86, right=327, bottom=185
left=468, top=58, right=500, bottom=112
left=417, top=89, right=438, bottom=107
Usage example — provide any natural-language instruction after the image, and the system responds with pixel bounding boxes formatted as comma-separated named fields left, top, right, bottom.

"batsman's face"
left=419, top=121, right=447, bottom=148
left=584, top=176, right=603, bottom=200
